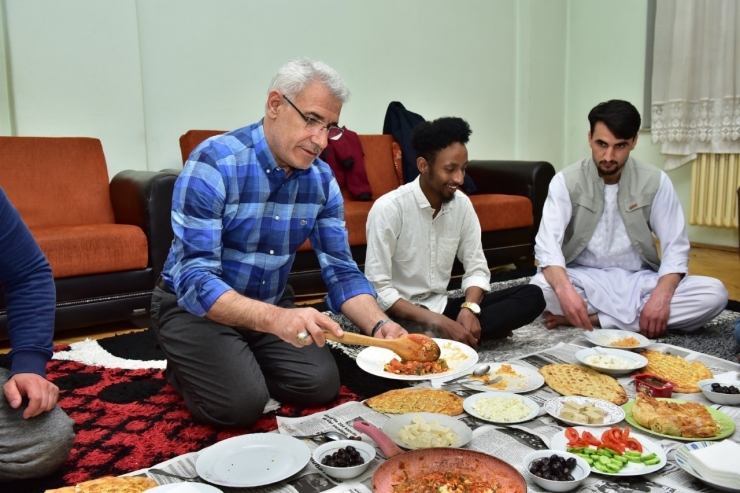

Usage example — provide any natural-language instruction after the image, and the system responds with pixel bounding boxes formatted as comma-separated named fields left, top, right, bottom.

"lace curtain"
left=651, top=0, right=740, bottom=170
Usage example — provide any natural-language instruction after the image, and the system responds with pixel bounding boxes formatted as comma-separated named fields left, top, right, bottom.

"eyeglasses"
left=283, top=95, right=344, bottom=141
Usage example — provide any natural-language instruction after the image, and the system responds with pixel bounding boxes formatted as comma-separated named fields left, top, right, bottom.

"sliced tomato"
left=622, top=427, right=630, bottom=440
left=604, top=441, right=626, bottom=454
left=624, top=437, right=643, bottom=453
left=601, top=434, right=626, bottom=454
left=581, top=431, right=602, bottom=447
left=602, top=427, right=623, bottom=443
left=565, top=427, right=580, bottom=442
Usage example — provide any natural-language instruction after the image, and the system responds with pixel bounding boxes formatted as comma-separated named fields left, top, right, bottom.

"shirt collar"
left=411, top=176, right=452, bottom=214
left=252, top=120, right=312, bottom=178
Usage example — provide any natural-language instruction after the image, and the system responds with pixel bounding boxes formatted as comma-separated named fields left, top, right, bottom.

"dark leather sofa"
left=0, top=136, right=179, bottom=339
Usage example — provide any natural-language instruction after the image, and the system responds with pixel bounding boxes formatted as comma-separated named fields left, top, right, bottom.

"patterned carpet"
left=0, top=334, right=374, bottom=493
left=1, top=270, right=737, bottom=493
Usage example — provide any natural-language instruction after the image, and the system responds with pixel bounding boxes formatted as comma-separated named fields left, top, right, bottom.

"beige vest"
left=561, top=157, right=662, bottom=271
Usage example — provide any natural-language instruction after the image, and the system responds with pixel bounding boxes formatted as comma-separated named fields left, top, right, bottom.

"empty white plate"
left=195, top=434, right=310, bottom=487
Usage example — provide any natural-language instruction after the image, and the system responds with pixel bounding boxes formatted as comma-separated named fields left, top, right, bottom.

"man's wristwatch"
left=460, top=301, right=481, bottom=316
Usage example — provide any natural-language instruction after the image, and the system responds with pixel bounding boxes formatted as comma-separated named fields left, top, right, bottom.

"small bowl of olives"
left=313, top=440, right=376, bottom=480
left=698, top=378, right=740, bottom=406
left=523, top=450, right=590, bottom=492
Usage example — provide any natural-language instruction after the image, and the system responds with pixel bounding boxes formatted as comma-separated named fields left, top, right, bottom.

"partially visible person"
left=364, top=117, right=545, bottom=349
left=0, top=187, right=75, bottom=481
left=530, top=100, right=727, bottom=338
left=152, top=58, right=406, bottom=429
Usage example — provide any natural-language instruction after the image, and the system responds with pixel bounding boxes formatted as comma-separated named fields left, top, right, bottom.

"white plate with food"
left=544, top=396, right=626, bottom=427
left=460, top=362, right=545, bottom=394
left=583, top=329, right=651, bottom=350
left=463, top=392, right=540, bottom=424
left=575, top=347, right=648, bottom=376
left=356, top=339, right=478, bottom=381
left=551, top=426, right=666, bottom=477
left=195, top=434, right=310, bottom=487
left=381, top=412, right=472, bottom=450
left=675, top=441, right=740, bottom=493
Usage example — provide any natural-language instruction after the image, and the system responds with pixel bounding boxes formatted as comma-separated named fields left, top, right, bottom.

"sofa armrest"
left=466, top=160, right=555, bottom=235
left=110, top=169, right=180, bottom=278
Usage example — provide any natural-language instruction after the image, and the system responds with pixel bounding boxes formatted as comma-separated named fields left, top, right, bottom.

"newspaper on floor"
left=128, top=339, right=740, bottom=493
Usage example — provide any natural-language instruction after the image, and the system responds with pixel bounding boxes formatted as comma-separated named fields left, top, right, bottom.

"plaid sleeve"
left=310, top=174, right=375, bottom=313
left=168, top=150, right=233, bottom=316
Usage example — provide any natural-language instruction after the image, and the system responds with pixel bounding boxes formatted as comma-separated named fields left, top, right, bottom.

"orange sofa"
left=0, top=137, right=178, bottom=337
left=178, top=130, right=555, bottom=297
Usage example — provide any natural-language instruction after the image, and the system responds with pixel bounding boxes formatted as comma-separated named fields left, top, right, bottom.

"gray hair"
left=268, top=58, right=350, bottom=104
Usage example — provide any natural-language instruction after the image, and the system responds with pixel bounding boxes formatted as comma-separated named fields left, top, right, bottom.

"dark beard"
left=598, top=161, right=624, bottom=176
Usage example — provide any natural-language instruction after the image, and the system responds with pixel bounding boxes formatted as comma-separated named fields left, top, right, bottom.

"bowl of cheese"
left=381, top=413, right=472, bottom=449
left=575, top=347, right=647, bottom=376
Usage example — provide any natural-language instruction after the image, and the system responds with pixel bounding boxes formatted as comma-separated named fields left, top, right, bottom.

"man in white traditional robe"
left=530, top=100, right=728, bottom=338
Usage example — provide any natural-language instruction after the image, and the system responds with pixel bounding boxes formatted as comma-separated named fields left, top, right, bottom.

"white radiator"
left=689, top=153, right=740, bottom=228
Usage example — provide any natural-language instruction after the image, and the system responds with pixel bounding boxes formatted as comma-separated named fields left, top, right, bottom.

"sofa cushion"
left=469, top=194, right=533, bottom=231
left=31, top=224, right=148, bottom=279
left=345, top=201, right=375, bottom=246
left=0, top=137, right=115, bottom=228
left=357, top=135, right=403, bottom=198
left=179, top=130, right=225, bottom=163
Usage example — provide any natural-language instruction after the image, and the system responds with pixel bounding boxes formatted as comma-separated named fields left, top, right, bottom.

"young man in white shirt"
left=530, top=100, right=727, bottom=338
left=364, top=117, right=545, bottom=349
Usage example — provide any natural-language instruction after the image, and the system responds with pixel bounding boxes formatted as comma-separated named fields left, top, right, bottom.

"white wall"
left=4, top=0, right=147, bottom=179
left=563, top=0, right=737, bottom=248
left=0, top=0, right=736, bottom=246
left=0, top=2, right=12, bottom=135
left=2, top=0, right=568, bottom=171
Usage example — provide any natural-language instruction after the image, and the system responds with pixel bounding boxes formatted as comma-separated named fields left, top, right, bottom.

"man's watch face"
left=461, top=301, right=481, bottom=315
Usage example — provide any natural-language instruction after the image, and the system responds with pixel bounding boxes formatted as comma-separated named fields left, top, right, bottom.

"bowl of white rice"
left=463, top=392, right=540, bottom=424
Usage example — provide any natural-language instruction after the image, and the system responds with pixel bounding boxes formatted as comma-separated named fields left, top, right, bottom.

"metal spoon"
left=442, top=364, right=491, bottom=385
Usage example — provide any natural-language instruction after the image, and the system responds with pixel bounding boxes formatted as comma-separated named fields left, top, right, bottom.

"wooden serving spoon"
left=323, top=332, right=441, bottom=362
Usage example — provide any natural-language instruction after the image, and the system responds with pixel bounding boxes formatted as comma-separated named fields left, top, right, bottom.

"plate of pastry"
left=622, top=393, right=735, bottom=441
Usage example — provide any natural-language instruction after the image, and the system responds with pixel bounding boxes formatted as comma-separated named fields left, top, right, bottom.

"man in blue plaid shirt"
left=151, top=59, right=406, bottom=428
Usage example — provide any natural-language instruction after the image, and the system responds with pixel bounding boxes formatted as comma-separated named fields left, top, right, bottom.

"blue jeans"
left=734, top=319, right=740, bottom=344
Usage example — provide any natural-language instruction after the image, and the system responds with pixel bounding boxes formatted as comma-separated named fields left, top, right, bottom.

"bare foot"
left=544, top=312, right=572, bottom=329
left=544, top=312, right=601, bottom=330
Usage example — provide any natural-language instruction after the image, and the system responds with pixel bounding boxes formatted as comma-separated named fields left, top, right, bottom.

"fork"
left=148, top=468, right=201, bottom=481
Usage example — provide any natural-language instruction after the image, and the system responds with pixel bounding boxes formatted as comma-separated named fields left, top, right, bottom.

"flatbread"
left=632, top=393, right=718, bottom=438
left=641, top=350, right=712, bottom=393
left=45, top=477, right=157, bottom=493
left=539, top=364, right=628, bottom=405
left=365, top=388, right=464, bottom=416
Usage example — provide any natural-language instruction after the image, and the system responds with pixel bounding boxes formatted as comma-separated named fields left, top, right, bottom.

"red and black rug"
left=0, top=328, right=409, bottom=493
